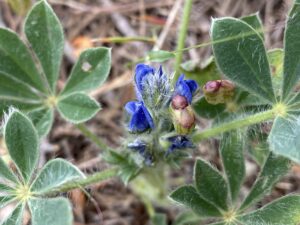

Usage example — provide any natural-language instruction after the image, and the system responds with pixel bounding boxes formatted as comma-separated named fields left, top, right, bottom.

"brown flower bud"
left=204, top=80, right=221, bottom=93
left=203, top=80, right=235, bottom=105
left=172, top=95, right=188, bottom=110
left=171, top=105, right=195, bottom=135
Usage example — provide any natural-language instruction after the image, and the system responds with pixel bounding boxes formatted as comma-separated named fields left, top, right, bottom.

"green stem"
left=76, top=123, right=111, bottom=153
left=92, top=36, right=156, bottom=44
left=174, top=0, right=193, bottom=81
left=192, top=109, right=276, bottom=142
left=43, top=168, right=118, bottom=196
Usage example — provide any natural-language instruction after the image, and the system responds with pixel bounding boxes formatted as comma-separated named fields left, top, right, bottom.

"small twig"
left=153, top=0, right=183, bottom=50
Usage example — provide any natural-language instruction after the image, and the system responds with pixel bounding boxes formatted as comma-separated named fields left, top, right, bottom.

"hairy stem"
left=76, top=123, right=111, bottom=153
left=43, top=168, right=118, bottom=196
left=174, top=0, right=193, bottom=81
left=193, top=109, right=276, bottom=142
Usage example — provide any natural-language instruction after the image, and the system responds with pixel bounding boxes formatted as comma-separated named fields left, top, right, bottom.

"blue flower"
left=134, top=64, right=171, bottom=108
left=135, top=64, right=155, bottom=95
left=128, top=140, right=154, bottom=166
left=166, top=135, right=194, bottom=155
left=175, top=75, right=198, bottom=104
left=125, top=101, right=155, bottom=132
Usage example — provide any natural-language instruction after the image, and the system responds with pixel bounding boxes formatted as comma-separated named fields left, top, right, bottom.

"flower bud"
left=171, top=95, right=188, bottom=109
left=203, top=80, right=235, bottom=105
left=171, top=105, right=195, bottom=135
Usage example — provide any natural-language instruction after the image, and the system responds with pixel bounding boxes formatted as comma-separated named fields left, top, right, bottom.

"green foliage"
left=211, top=18, right=275, bottom=103
left=29, top=198, right=73, bottom=225
left=170, top=185, right=222, bottom=217
left=0, top=110, right=83, bottom=224
left=220, top=131, right=245, bottom=202
left=238, top=195, right=300, bottom=225
left=170, top=132, right=294, bottom=224
left=282, top=1, right=300, bottom=100
left=0, top=0, right=111, bottom=136
left=194, top=159, right=229, bottom=210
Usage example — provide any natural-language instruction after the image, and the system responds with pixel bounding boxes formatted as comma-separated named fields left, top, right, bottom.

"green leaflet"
left=238, top=195, right=300, bottom=225
left=211, top=18, right=275, bottom=103
left=25, top=0, right=64, bottom=92
left=194, top=159, right=229, bottom=210
left=1, top=203, right=25, bottom=225
left=61, top=47, right=111, bottom=96
left=0, top=157, right=18, bottom=183
left=29, top=198, right=73, bottom=225
left=170, top=185, right=222, bottom=217
left=268, top=116, right=300, bottom=163
left=220, top=131, right=245, bottom=202
left=282, top=1, right=300, bottom=100
left=4, top=110, right=39, bottom=183
left=57, top=93, right=101, bottom=123
left=240, top=153, right=290, bottom=210
left=0, top=28, right=46, bottom=94
left=31, top=158, right=84, bottom=194
left=241, top=12, right=264, bottom=39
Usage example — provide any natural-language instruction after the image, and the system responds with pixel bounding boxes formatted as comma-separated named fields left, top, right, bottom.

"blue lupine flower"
left=125, top=101, right=154, bottom=132
left=134, top=64, right=171, bottom=108
left=135, top=64, right=155, bottom=95
left=128, top=139, right=153, bottom=166
left=175, top=75, right=198, bottom=104
left=166, top=135, right=194, bottom=155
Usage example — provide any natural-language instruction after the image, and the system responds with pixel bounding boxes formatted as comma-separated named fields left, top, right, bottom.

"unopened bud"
left=204, top=80, right=221, bottom=93
left=172, top=95, right=188, bottom=109
left=203, top=80, right=235, bottom=105
left=171, top=105, right=195, bottom=135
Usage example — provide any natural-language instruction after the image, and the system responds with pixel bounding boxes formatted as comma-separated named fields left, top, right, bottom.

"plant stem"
left=76, top=123, right=111, bottom=153
left=92, top=36, right=156, bottom=44
left=43, top=168, right=118, bottom=196
left=174, top=0, right=193, bottom=81
left=192, top=109, right=276, bottom=142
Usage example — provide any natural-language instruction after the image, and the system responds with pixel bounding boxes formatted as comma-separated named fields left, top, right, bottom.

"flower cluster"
left=124, top=64, right=198, bottom=166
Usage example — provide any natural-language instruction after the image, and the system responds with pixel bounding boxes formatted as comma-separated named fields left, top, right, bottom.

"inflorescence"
left=124, top=64, right=198, bottom=166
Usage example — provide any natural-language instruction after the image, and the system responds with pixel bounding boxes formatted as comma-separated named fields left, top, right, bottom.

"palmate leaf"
left=211, top=17, right=275, bottom=103
left=0, top=0, right=111, bottom=136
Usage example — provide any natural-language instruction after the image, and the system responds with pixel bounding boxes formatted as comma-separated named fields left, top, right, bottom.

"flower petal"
left=185, top=80, right=198, bottom=94
left=135, top=64, right=154, bottom=93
